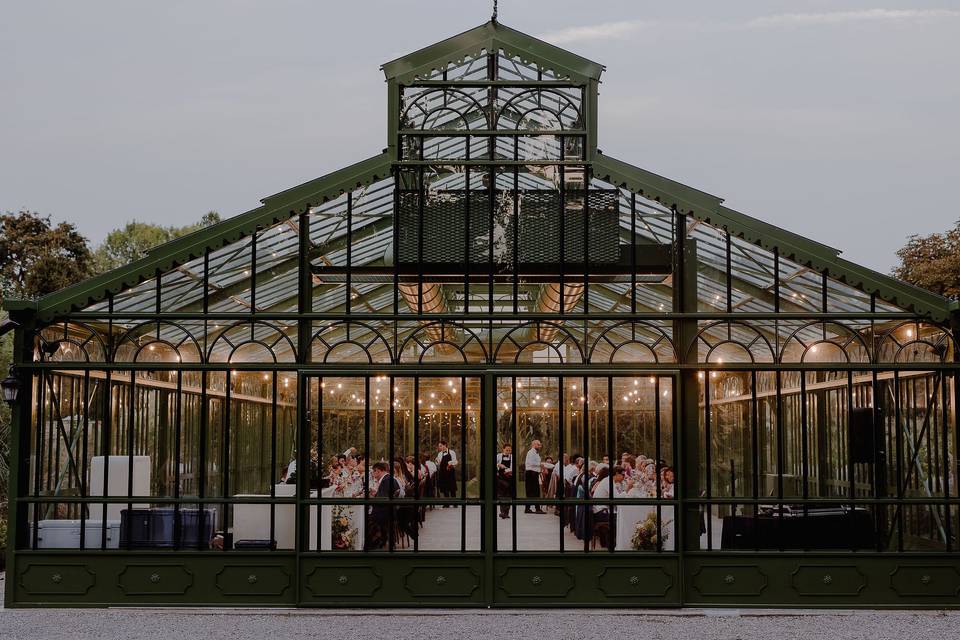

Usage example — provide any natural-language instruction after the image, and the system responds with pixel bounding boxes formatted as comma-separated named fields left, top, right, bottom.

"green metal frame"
left=5, top=19, right=960, bottom=610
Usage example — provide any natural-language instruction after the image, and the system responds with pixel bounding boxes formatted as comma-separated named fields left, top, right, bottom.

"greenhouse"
left=3, top=20, right=960, bottom=608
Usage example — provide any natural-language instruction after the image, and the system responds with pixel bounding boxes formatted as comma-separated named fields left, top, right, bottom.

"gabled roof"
left=7, top=148, right=953, bottom=323
left=381, top=20, right=605, bottom=84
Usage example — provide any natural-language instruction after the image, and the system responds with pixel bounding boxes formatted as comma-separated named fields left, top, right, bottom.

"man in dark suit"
left=365, top=461, right=399, bottom=550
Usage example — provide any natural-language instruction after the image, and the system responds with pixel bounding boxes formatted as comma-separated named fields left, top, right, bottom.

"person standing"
left=496, top=444, right=514, bottom=519
left=523, top=439, right=545, bottom=514
left=435, top=440, right=458, bottom=502
left=365, top=461, right=399, bottom=550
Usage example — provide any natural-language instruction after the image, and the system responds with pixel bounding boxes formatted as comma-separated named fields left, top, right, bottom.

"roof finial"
left=492, top=0, right=498, bottom=22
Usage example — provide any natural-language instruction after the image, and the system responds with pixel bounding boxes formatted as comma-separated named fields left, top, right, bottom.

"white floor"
left=321, top=503, right=725, bottom=552
left=413, top=505, right=725, bottom=552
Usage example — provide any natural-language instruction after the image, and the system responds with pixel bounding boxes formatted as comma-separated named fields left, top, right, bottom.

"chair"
left=591, top=521, right=611, bottom=550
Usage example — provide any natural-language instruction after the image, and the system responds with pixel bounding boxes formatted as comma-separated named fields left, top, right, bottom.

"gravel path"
left=2, top=574, right=957, bottom=640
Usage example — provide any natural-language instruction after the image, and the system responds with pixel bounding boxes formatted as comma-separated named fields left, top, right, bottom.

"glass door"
left=302, top=374, right=483, bottom=554
left=492, top=374, right=677, bottom=554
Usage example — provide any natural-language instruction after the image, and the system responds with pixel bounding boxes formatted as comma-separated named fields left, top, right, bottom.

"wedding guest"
left=660, top=466, right=676, bottom=499
left=435, top=440, right=458, bottom=501
left=523, top=439, right=545, bottom=514
left=496, top=444, right=514, bottom=519
left=542, top=455, right=556, bottom=499
left=589, top=465, right=610, bottom=546
left=365, top=461, right=399, bottom=550
left=622, top=454, right=637, bottom=478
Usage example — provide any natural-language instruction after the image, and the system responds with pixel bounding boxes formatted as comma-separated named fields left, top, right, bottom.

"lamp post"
left=1, top=367, right=20, bottom=405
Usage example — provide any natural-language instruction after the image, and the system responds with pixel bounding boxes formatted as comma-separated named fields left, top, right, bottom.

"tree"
left=0, top=210, right=93, bottom=299
left=93, top=211, right=221, bottom=273
left=892, top=220, right=960, bottom=299
left=0, top=210, right=93, bottom=541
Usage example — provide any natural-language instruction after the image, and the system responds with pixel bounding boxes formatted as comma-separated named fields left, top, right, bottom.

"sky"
left=2, top=0, right=959, bottom=274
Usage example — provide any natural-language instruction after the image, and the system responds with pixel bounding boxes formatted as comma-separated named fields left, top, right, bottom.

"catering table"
left=720, top=507, right=875, bottom=550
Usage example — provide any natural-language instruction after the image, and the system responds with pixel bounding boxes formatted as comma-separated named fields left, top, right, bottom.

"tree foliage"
left=93, top=211, right=220, bottom=272
left=892, top=219, right=960, bottom=299
left=0, top=211, right=93, bottom=300
left=0, top=209, right=220, bottom=535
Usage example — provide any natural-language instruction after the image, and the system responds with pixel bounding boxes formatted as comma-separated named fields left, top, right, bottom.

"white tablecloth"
left=232, top=485, right=364, bottom=551
left=319, top=487, right=365, bottom=551
left=615, top=504, right=675, bottom=551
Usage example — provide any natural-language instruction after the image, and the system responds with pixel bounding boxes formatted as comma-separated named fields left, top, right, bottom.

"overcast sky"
left=2, top=1, right=958, bottom=273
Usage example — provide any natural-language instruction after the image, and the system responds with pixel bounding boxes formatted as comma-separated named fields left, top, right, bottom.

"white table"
left=615, top=504, right=675, bottom=551
left=232, top=485, right=366, bottom=551
left=319, top=487, right=365, bottom=551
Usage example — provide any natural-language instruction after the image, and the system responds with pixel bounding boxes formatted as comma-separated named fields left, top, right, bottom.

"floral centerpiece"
left=331, top=504, right=358, bottom=550
left=630, top=511, right=670, bottom=551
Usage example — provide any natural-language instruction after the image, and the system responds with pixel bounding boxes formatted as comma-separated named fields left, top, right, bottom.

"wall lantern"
left=1, top=367, right=20, bottom=405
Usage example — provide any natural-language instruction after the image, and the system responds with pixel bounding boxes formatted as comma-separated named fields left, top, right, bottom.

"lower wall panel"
left=11, top=553, right=960, bottom=607
left=684, top=555, right=960, bottom=608
left=12, top=553, right=297, bottom=607
left=298, top=556, right=486, bottom=606
left=492, top=556, right=681, bottom=607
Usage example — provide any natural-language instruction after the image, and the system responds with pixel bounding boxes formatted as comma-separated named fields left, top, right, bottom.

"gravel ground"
left=2, top=574, right=958, bottom=640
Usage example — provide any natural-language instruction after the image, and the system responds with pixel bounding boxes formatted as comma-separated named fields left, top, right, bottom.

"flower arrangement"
left=331, top=504, right=358, bottom=550
left=630, top=511, right=670, bottom=551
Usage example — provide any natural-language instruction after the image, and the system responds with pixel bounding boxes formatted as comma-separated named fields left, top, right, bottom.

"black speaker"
left=849, top=407, right=883, bottom=464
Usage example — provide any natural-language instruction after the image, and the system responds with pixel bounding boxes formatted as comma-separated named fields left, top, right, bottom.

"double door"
left=297, top=371, right=681, bottom=606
